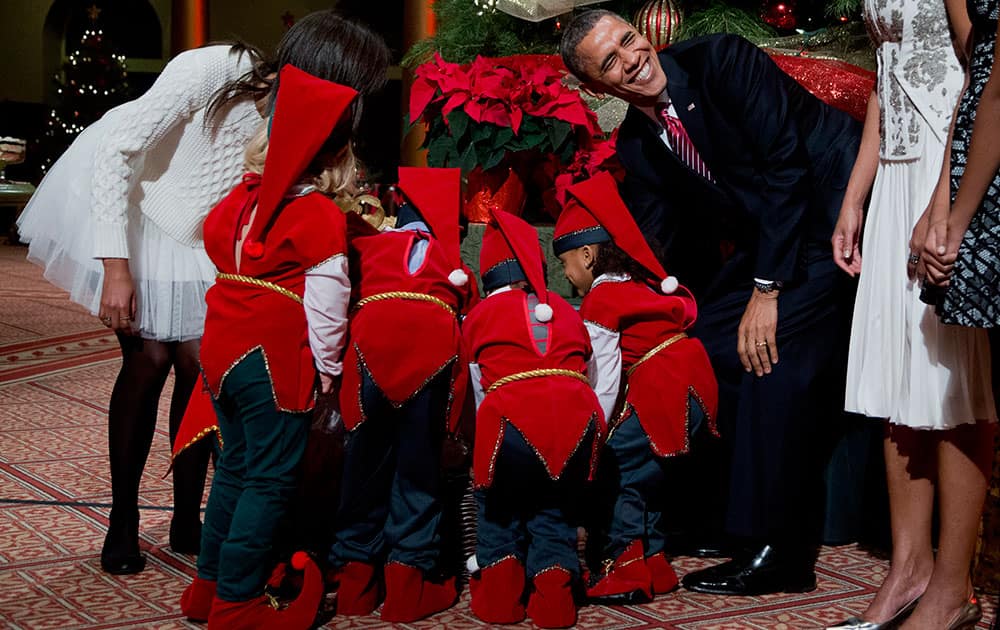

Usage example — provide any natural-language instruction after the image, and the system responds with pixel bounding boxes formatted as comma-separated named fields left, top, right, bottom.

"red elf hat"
left=480, top=209, right=553, bottom=321
left=553, top=172, right=679, bottom=294
left=242, top=64, right=359, bottom=259
left=397, top=166, right=468, bottom=287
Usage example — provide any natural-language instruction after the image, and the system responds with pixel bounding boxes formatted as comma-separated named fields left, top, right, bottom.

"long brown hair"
left=206, top=10, right=391, bottom=132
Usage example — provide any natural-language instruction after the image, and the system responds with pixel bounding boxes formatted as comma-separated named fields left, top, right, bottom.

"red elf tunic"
left=463, top=288, right=605, bottom=488
left=199, top=174, right=347, bottom=413
left=581, top=276, right=718, bottom=457
left=339, top=226, right=478, bottom=432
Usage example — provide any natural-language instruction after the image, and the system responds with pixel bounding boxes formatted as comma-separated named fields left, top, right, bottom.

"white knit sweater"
left=89, top=45, right=261, bottom=259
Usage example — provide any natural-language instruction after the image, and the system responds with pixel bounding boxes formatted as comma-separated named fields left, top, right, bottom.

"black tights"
left=106, top=334, right=212, bottom=539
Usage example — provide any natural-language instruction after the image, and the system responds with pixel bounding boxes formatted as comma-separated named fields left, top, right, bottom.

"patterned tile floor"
left=0, top=243, right=995, bottom=629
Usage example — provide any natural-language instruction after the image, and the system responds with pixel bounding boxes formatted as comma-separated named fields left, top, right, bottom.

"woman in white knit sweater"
left=17, top=10, right=391, bottom=576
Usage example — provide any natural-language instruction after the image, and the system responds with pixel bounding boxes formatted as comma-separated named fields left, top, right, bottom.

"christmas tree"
left=40, top=5, right=130, bottom=172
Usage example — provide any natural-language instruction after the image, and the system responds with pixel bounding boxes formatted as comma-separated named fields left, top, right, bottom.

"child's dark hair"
left=591, top=241, right=661, bottom=285
left=206, top=11, right=391, bottom=131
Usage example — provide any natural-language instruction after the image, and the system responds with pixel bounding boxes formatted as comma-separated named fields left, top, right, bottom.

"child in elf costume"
left=178, top=65, right=356, bottom=629
left=553, top=172, right=719, bottom=603
left=330, top=166, right=478, bottom=622
left=463, top=209, right=605, bottom=628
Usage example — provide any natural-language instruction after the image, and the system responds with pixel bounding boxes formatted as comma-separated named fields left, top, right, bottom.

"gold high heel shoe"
left=826, top=596, right=920, bottom=630
left=945, top=595, right=983, bottom=630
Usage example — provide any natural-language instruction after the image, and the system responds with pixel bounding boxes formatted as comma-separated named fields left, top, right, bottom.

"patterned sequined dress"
left=939, top=0, right=1000, bottom=327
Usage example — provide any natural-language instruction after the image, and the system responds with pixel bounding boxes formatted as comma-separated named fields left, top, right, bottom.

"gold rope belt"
left=626, top=333, right=688, bottom=377
left=487, top=368, right=589, bottom=394
left=216, top=273, right=303, bottom=305
left=353, top=291, right=455, bottom=316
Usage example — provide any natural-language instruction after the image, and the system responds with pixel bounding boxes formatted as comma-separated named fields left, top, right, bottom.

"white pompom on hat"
left=660, top=276, right=679, bottom=294
left=533, top=302, right=553, bottom=322
left=448, top=268, right=468, bottom=287
left=488, top=209, right=553, bottom=321
left=397, top=167, right=466, bottom=285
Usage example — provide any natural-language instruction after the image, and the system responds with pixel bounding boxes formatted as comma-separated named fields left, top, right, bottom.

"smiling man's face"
left=573, top=15, right=667, bottom=107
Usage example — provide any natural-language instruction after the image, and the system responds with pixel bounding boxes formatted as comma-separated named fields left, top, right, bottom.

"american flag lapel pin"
left=687, top=103, right=696, bottom=111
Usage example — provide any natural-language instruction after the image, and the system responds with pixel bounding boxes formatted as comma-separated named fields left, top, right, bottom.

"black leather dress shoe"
left=680, top=544, right=816, bottom=596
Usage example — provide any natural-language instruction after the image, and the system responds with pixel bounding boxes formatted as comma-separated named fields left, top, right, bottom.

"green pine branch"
left=825, top=0, right=862, bottom=18
left=679, top=1, right=776, bottom=41
left=403, top=0, right=642, bottom=67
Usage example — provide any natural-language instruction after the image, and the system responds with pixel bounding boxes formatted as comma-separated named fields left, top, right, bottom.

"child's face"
left=558, top=246, right=596, bottom=295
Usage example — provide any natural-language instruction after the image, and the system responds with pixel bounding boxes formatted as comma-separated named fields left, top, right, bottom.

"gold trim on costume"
left=481, top=554, right=519, bottom=570
left=503, top=414, right=598, bottom=482
left=532, top=565, right=572, bottom=580
left=350, top=344, right=458, bottom=431
left=599, top=551, right=645, bottom=576
left=582, top=318, right=618, bottom=335
left=486, top=368, right=589, bottom=394
left=353, top=291, right=455, bottom=316
left=626, top=333, right=688, bottom=377
left=215, top=345, right=316, bottom=416
left=216, top=273, right=303, bottom=304
left=171, top=425, right=223, bottom=460
left=305, top=252, right=345, bottom=274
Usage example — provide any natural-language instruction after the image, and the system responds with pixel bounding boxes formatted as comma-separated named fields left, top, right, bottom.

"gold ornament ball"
left=633, top=0, right=683, bottom=50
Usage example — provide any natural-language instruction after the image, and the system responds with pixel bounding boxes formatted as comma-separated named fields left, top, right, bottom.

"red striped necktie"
left=656, top=104, right=713, bottom=182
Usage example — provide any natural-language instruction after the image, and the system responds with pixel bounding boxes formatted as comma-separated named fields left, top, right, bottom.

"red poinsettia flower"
left=554, top=129, right=623, bottom=209
left=410, top=53, right=612, bottom=192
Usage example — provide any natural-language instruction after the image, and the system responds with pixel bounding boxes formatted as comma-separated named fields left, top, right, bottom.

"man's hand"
left=832, top=204, right=863, bottom=276
left=737, top=289, right=779, bottom=376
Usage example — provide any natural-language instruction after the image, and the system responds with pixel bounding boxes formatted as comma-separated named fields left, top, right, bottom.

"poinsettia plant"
left=553, top=129, right=622, bottom=208
left=409, top=53, right=604, bottom=174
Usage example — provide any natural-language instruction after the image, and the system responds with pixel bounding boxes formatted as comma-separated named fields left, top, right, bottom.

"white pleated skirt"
left=16, top=120, right=215, bottom=343
left=845, top=123, right=996, bottom=429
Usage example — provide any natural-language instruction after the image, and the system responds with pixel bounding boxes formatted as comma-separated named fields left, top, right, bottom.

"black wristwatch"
left=753, top=279, right=783, bottom=294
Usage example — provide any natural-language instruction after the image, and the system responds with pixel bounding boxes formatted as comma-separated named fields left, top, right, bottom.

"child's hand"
left=319, top=372, right=340, bottom=395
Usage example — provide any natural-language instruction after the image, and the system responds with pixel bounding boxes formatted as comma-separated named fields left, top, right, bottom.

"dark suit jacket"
left=616, top=34, right=862, bottom=299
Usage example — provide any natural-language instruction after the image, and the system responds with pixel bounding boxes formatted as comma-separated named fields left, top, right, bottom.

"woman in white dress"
left=830, top=0, right=997, bottom=627
left=17, top=10, right=391, bottom=576
left=19, top=41, right=264, bottom=575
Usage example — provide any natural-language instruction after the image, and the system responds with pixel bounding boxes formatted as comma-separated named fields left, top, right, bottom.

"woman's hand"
left=832, top=204, right=864, bottom=276
left=907, top=210, right=931, bottom=281
left=99, top=259, right=136, bottom=333
left=923, top=216, right=968, bottom=286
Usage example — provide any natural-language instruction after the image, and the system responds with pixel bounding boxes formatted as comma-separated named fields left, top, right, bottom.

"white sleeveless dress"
left=845, top=0, right=996, bottom=428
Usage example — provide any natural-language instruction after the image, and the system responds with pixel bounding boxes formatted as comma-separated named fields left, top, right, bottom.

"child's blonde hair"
left=243, top=122, right=357, bottom=203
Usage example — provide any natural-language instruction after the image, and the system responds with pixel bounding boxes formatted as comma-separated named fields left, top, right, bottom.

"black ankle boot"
left=101, top=508, right=146, bottom=574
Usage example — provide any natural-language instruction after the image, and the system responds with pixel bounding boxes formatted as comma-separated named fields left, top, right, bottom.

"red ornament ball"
left=761, top=0, right=797, bottom=30
left=633, top=0, right=683, bottom=51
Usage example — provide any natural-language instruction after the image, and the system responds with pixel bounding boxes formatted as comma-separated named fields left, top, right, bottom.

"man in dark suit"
left=561, top=10, right=861, bottom=596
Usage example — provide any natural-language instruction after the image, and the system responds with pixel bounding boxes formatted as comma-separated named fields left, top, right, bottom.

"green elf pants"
left=196, top=349, right=310, bottom=602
